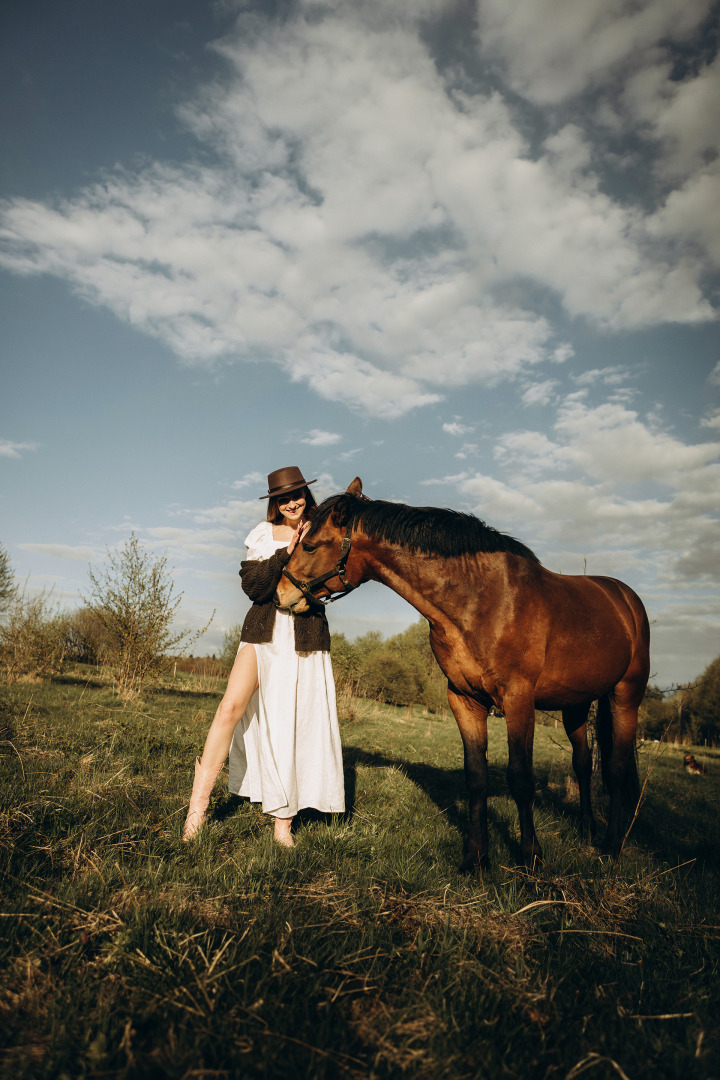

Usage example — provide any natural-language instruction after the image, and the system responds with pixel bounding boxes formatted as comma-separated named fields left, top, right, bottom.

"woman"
left=182, top=465, right=345, bottom=846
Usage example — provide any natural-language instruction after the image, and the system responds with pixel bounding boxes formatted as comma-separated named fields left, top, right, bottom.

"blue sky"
left=1, top=0, right=719, bottom=687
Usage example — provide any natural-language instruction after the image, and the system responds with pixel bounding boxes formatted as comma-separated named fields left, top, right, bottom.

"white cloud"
left=574, top=366, right=629, bottom=386
left=476, top=0, right=712, bottom=107
left=455, top=443, right=479, bottom=460
left=648, top=167, right=720, bottom=267
left=187, top=499, right=260, bottom=529
left=553, top=399, right=720, bottom=484
left=18, top=543, right=97, bottom=562
left=701, top=410, right=720, bottom=430
left=442, top=421, right=474, bottom=436
left=624, top=52, right=720, bottom=183
left=493, top=430, right=569, bottom=472
left=645, top=600, right=720, bottom=687
left=0, top=3, right=715, bottom=420
left=300, top=429, right=342, bottom=447
left=521, top=380, right=557, bottom=406
left=0, top=439, right=39, bottom=459
left=231, top=471, right=265, bottom=490
left=448, top=398, right=720, bottom=588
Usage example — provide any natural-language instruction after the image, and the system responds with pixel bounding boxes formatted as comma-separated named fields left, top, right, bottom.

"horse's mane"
left=309, top=494, right=539, bottom=562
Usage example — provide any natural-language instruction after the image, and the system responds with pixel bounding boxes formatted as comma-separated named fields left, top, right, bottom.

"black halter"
left=281, top=520, right=357, bottom=607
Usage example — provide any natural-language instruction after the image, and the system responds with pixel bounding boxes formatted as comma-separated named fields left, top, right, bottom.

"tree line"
left=1, top=537, right=719, bottom=744
left=0, top=536, right=210, bottom=696
left=218, top=619, right=451, bottom=712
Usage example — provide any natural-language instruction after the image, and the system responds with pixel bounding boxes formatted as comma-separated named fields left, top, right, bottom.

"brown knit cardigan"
left=239, top=545, right=331, bottom=653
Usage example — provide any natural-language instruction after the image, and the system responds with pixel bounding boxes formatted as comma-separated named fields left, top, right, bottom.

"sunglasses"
left=277, top=489, right=305, bottom=505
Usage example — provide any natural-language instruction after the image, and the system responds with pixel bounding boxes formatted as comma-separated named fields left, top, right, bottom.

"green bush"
left=0, top=588, right=68, bottom=681
left=85, top=533, right=212, bottom=696
left=689, top=655, right=720, bottom=745
left=331, top=620, right=449, bottom=712
left=218, top=623, right=243, bottom=674
left=0, top=541, right=15, bottom=613
left=64, top=605, right=113, bottom=666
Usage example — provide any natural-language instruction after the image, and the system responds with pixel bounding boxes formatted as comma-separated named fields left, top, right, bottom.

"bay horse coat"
left=276, top=479, right=650, bottom=870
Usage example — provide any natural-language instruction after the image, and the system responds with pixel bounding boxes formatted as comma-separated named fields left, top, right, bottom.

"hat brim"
left=259, top=478, right=317, bottom=499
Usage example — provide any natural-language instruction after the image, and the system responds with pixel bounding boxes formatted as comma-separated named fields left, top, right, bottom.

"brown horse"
left=275, top=479, right=650, bottom=870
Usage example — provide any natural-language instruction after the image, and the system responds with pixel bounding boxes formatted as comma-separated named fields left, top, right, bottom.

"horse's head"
left=275, top=477, right=365, bottom=613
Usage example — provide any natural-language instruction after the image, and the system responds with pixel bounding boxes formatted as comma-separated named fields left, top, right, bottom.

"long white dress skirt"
left=228, top=607, right=345, bottom=818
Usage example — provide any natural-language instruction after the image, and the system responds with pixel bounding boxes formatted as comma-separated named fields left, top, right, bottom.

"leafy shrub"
left=689, top=655, right=720, bottom=745
left=85, top=534, right=212, bottom=696
left=0, top=588, right=68, bottom=681
left=0, top=542, right=15, bottom=613
left=331, top=620, right=449, bottom=712
left=64, top=605, right=113, bottom=665
left=218, top=623, right=243, bottom=674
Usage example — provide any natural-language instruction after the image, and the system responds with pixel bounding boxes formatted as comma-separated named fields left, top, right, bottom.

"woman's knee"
left=214, top=696, right=246, bottom=729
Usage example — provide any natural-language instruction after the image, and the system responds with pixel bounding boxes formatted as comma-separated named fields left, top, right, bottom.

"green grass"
left=1, top=672, right=719, bottom=1079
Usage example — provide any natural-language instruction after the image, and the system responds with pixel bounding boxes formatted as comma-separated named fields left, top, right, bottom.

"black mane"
left=309, top=494, right=539, bottom=562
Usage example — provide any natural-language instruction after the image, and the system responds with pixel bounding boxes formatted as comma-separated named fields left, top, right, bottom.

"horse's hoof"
left=459, top=851, right=489, bottom=874
left=520, top=848, right=543, bottom=873
left=602, top=835, right=622, bottom=859
left=580, top=817, right=597, bottom=841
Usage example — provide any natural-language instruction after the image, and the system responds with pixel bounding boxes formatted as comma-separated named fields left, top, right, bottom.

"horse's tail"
left=596, top=694, right=640, bottom=812
left=596, top=695, right=613, bottom=792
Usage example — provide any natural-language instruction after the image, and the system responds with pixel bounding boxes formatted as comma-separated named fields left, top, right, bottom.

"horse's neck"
left=362, top=541, right=497, bottom=626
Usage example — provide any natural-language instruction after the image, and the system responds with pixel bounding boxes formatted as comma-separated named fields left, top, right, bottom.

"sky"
left=1, top=0, right=719, bottom=688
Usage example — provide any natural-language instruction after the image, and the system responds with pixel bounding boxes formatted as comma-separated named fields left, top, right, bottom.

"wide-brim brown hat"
left=260, top=465, right=317, bottom=499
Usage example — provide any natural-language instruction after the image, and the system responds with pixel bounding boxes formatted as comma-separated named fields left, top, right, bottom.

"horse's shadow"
left=212, top=747, right=718, bottom=871
left=534, top=762, right=720, bottom=872
left=297, top=745, right=519, bottom=861
left=211, top=745, right=515, bottom=856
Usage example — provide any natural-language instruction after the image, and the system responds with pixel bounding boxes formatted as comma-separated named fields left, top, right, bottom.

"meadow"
left=1, top=671, right=718, bottom=1079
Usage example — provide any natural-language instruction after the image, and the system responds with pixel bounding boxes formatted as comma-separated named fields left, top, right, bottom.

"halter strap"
left=281, top=520, right=357, bottom=607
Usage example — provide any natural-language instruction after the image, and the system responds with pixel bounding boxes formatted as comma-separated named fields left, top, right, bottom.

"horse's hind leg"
left=596, top=687, right=641, bottom=856
left=448, top=688, right=489, bottom=872
left=562, top=703, right=596, bottom=839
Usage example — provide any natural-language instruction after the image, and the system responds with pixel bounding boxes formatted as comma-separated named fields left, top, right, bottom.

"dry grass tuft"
left=367, top=882, right=529, bottom=954
left=346, top=995, right=448, bottom=1077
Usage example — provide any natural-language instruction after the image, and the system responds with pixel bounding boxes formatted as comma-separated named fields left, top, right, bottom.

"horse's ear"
left=346, top=477, right=363, bottom=496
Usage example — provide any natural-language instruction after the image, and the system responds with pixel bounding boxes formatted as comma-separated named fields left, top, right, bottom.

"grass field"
left=1, top=671, right=719, bottom=1079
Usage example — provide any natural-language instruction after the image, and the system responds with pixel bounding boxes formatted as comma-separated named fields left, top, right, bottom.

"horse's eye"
left=302, top=542, right=316, bottom=554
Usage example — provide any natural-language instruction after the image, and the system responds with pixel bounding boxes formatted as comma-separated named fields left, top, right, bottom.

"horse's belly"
left=533, top=638, right=633, bottom=708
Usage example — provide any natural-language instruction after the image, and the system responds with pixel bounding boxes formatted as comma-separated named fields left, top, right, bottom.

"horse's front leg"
left=448, top=687, right=489, bottom=872
left=504, top=688, right=542, bottom=870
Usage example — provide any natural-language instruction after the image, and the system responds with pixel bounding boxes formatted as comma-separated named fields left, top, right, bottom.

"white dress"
left=228, top=521, right=345, bottom=818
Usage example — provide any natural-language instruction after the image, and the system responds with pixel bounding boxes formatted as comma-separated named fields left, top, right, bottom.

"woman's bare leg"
left=199, top=644, right=258, bottom=768
left=187, top=644, right=295, bottom=844
left=182, top=645, right=259, bottom=840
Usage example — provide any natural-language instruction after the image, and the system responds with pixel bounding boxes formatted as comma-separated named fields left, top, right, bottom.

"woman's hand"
left=287, top=520, right=311, bottom=555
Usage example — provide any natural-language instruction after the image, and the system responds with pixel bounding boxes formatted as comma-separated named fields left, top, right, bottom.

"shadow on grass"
left=627, top=797, right=720, bottom=872
left=50, top=673, right=106, bottom=691
left=341, top=745, right=519, bottom=865
left=344, top=747, right=720, bottom=873
left=148, top=685, right=223, bottom=702
left=207, top=745, right=719, bottom=872
left=534, top=758, right=720, bottom=873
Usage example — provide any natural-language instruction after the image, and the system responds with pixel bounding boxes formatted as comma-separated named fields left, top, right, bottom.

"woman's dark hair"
left=266, top=486, right=318, bottom=525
